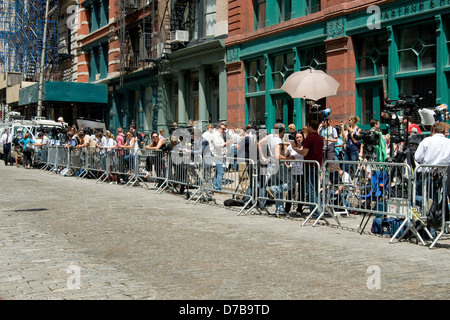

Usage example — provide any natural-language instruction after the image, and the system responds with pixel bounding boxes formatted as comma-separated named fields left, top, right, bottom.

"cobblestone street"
left=1, top=164, right=450, bottom=301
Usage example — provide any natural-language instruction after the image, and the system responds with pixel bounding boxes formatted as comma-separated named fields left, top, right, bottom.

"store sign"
left=380, top=0, right=450, bottom=21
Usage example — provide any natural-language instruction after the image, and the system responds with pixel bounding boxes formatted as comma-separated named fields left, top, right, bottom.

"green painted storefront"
left=227, top=0, right=450, bottom=130
left=18, top=81, right=108, bottom=124
left=107, top=39, right=228, bottom=136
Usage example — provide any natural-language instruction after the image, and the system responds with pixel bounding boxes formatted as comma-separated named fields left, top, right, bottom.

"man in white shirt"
left=202, top=124, right=215, bottom=144
left=258, top=123, right=295, bottom=215
left=210, top=122, right=233, bottom=190
left=1, top=128, right=13, bottom=165
left=415, top=122, right=450, bottom=166
left=414, top=122, right=450, bottom=204
left=319, top=119, right=338, bottom=161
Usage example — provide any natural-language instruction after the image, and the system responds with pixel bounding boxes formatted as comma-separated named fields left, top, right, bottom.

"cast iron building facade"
left=78, top=0, right=228, bottom=134
left=225, top=0, right=450, bottom=130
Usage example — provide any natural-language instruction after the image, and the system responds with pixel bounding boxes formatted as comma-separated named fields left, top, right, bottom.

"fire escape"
left=115, top=0, right=169, bottom=85
left=115, top=0, right=193, bottom=85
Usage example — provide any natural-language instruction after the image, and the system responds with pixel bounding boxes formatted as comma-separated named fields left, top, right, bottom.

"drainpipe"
left=37, top=0, right=51, bottom=118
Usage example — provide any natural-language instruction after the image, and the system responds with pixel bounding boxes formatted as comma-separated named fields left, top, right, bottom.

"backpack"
left=427, top=196, right=449, bottom=229
left=13, top=134, right=22, bottom=146
left=426, top=172, right=450, bottom=229
left=224, top=198, right=245, bottom=206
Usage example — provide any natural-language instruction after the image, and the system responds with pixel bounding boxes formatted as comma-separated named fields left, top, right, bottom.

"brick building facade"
left=225, top=0, right=450, bottom=131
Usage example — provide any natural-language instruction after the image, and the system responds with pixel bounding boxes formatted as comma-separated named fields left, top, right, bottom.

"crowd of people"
left=2, top=115, right=449, bottom=216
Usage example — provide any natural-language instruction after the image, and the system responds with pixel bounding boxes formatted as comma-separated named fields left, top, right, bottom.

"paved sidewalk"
left=0, top=164, right=449, bottom=300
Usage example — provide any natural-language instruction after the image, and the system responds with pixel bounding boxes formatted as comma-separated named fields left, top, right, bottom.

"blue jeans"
left=344, top=149, right=359, bottom=174
left=213, top=161, right=224, bottom=190
left=305, top=165, right=320, bottom=218
left=268, top=165, right=295, bottom=214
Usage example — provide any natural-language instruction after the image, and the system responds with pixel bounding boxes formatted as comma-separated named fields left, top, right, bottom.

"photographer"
left=318, top=119, right=338, bottom=161
left=342, top=115, right=361, bottom=173
left=356, top=119, right=386, bottom=162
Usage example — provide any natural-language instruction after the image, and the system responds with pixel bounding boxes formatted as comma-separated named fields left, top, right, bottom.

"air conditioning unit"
left=170, top=30, right=189, bottom=43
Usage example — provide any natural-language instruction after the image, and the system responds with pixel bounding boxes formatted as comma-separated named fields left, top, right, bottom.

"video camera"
left=434, top=104, right=449, bottom=122
left=311, top=106, right=332, bottom=121
left=384, top=94, right=421, bottom=113
left=354, top=130, right=380, bottom=159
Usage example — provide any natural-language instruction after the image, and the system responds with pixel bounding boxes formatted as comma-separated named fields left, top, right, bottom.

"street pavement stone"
left=1, top=164, right=450, bottom=300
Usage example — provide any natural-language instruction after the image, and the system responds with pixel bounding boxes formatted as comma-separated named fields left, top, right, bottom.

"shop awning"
left=19, top=81, right=108, bottom=106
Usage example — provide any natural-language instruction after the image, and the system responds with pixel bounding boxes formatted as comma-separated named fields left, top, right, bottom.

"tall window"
left=300, top=46, right=326, bottom=71
left=446, top=19, right=450, bottom=66
left=248, top=96, right=266, bottom=127
left=355, top=32, right=389, bottom=78
left=272, top=52, right=294, bottom=89
left=255, top=0, right=266, bottom=30
left=188, top=1, right=199, bottom=41
left=305, top=0, right=320, bottom=15
left=398, top=23, right=436, bottom=72
left=277, top=0, right=291, bottom=23
left=205, top=0, right=216, bottom=36
left=247, top=58, right=266, bottom=93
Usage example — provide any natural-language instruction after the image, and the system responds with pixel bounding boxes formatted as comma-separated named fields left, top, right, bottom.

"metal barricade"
left=46, top=145, right=58, bottom=173
left=200, top=155, right=256, bottom=215
left=250, top=159, right=321, bottom=222
left=159, top=150, right=201, bottom=202
left=96, top=148, right=117, bottom=184
left=69, top=147, right=84, bottom=176
left=138, top=149, right=167, bottom=190
left=35, top=145, right=48, bottom=169
left=79, top=146, right=106, bottom=179
left=413, top=164, right=449, bottom=249
left=321, top=160, right=416, bottom=243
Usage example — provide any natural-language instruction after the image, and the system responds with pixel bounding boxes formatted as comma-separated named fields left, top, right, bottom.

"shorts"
left=11, top=146, right=23, bottom=158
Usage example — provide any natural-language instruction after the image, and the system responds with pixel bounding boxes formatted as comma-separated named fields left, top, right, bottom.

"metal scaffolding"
left=0, top=0, right=60, bottom=81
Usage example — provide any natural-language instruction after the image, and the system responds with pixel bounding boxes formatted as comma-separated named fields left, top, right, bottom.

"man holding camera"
left=318, top=119, right=338, bottom=161
left=368, top=119, right=386, bottom=162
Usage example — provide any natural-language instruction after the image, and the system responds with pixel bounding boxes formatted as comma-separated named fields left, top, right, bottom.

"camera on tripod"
left=354, top=130, right=380, bottom=159
left=311, top=105, right=332, bottom=122
left=384, top=94, right=421, bottom=111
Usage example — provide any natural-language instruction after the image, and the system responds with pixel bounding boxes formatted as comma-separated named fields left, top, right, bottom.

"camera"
left=384, top=94, right=421, bottom=112
left=434, top=104, right=449, bottom=122
left=355, top=130, right=380, bottom=146
left=311, top=107, right=332, bottom=121
left=354, top=130, right=380, bottom=159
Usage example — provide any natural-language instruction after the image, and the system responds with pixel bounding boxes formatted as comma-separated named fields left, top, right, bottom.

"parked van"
left=0, top=117, right=63, bottom=157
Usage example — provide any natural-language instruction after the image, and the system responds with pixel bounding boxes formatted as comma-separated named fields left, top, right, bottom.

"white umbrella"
left=281, top=68, right=340, bottom=101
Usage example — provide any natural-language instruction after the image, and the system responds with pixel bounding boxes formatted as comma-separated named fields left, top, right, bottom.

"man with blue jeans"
left=258, top=123, right=295, bottom=215
left=210, top=122, right=232, bottom=191
left=290, top=120, right=323, bottom=219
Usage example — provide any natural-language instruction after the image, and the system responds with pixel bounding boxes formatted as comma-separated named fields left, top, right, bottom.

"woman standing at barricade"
left=113, top=128, right=126, bottom=184
left=342, top=115, right=361, bottom=174
left=144, top=131, right=166, bottom=185
left=121, top=132, right=140, bottom=174
left=18, top=133, right=36, bottom=169
left=284, top=130, right=306, bottom=215
left=101, top=131, right=116, bottom=181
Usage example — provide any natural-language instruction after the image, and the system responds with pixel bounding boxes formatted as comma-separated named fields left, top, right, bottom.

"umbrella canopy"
left=281, top=68, right=340, bottom=101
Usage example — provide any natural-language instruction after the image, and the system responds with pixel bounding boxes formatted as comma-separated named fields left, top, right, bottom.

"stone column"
left=178, top=72, right=187, bottom=126
left=198, top=67, right=208, bottom=127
